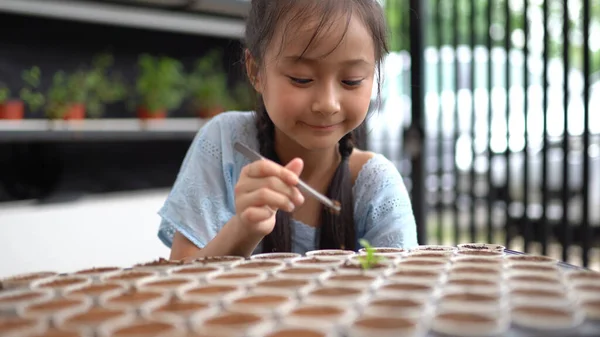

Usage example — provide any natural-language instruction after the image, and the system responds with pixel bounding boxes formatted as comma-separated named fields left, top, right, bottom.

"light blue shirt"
left=157, top=111, right=418, bottom=254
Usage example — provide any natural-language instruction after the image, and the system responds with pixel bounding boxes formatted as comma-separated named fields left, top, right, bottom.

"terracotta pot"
left=137, top=107, right=167, bottom=120
left=197, top=106, right=224, bottom=119
left=63, top=104, right=86, bottom=120
left=0, top=100, right=25, bottom=119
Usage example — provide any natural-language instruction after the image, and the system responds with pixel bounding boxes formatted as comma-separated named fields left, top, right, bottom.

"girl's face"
left=253, top=13, right=376, bottom=152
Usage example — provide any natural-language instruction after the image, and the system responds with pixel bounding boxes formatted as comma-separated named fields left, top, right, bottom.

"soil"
left=455, top=258, right=501, bottom=265
left=391, top=270, right=438, bottom=278
left=511, top=289, right=563, bottom=298
left=279, top=267, right=326, bottom=275
left=510, top=265, right=556, bottom=272
left=369, top=298, right=422, bottom=308
left=569, top=271, right=600, bottom=280
left=583, top=299, right=600, bottom=310
left=233, top=295, right=288, bottom=305
left=112, top=321, right=174, bottom=336
left=340, top=261, right=387, bottom=270
left=458, top=251, right=502, bottom=256
left=267, top=329, right=325, bottom=337
left=354, top=317, right=416, bottom=329
left=400, top=259, right=445, bottom=266
left=107, top=288, right=162, bottom=305
left=154, top=298, right=209, bottom=313
left=310, top=250, right=353, bottom=256
left=75, top=267, right=120, bottom=275
left=0, top=317, right=36, bottom=333
left=295, top=258, right=336, bottom=264
left=144, top=279, right=190, bottom=288
left=328, top=274, right=375, bottom=282
left=107, top=271, right=154, bottom=282
left=577, top=284, right=600, bottom=292
left=204, top=312, right=262, bottom=326
left=253, top=253, right=299, bottom=260
left=289, top=305, right=344, bottom=317
left=415, top=247, right=453, bottom=251
left=0, top=291, right=46, bottom=304
left=28, top=328, right=82, bottom=337
left=195, top=256, right=242, bottom=264
left=256, top=279, right=309, bottom=288
left=186, top=285, right=237, bottom=295
left=513, top=306, right=572, bottom=319
left=66, top=306, right=124, bottom=325
left=214, top=273, right=258, bottom=280
left=3, top=272, right=57, bottom=283
left=509, top=255, right=555, bottom=263
left=447, top=279, right=497, bottom=287
left=461, top=244, right=492, bottom=250
left=437, top=312, right=495, bottom=324
left=510, top=275, right=560, bottom=284
left=26, top=298, right=83, bottom=313
left=373, top=248, right=405, bottom=253
left=135, top=258, right=185, bottom=267
left=172, top=266, right=219, bottom=275
left=68, top=283, right=122, bottom=296
left=451, top=267, right=499, bottom=274
left=236, top=261, right=281, bottom=269
left=381, top=283, right=432, bottom=292
left=409, top=252, right=448, bottom=258
left=443, top=293, right=498, bottom=302
left=36, top=277, right=87, bottom=289
left=310, top=287, right=360, bottom=297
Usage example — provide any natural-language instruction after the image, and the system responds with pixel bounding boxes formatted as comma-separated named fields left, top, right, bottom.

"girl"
left=158, top=0, right=418, bottom=259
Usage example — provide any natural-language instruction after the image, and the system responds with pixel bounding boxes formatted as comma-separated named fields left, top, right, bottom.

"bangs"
left=274, top=0, right=354, bottom=61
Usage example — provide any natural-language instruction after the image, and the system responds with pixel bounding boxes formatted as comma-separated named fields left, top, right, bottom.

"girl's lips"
left=303, top=122, right=340, bottom=131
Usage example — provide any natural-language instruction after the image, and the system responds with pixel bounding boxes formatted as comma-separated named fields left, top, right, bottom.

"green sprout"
left=358, top=239, right=382, bottom=270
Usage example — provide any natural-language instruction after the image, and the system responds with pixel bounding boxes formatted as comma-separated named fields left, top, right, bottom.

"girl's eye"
left=288, top=76, right=312, bottom=84
left=342, top=79, right=363, bottom=86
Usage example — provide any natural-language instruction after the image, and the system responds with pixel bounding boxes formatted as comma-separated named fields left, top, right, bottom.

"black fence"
left=379, top=0, right=599, bottom=268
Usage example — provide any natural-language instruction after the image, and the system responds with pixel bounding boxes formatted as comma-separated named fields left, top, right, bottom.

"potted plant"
left=135, top=54, right=186, bottom=119
left=46, top=70, right=90, bottom=120
left=85, top=53, right=127, bottom=118
left=187, top=50, right=232, bottom=118
left=0, top=84, right=24, bottom=119
left=19, top=66, right=45, bottom=116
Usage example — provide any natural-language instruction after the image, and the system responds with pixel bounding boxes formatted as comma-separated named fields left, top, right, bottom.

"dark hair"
left=244, top=0, right=389, bottom=252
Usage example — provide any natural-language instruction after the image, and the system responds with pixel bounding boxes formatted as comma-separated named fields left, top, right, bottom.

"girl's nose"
left=311, top=82, right=340, bottom=116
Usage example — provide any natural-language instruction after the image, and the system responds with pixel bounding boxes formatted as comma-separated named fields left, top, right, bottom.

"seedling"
left=19, top=66, right=45, bottom=113
left=358, top=239, right=382, bottom=270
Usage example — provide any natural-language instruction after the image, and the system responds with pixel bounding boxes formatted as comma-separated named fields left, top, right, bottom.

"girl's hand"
left=234, top=158, right=305, bottom=236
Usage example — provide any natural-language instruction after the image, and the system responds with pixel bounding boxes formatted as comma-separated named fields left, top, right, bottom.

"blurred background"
left=0, top=0, right=598, bottom=277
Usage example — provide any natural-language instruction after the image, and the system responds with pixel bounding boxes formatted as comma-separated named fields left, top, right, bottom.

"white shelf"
left=0, top=0, right=245, bottom=39
left=0, top=118, right=209, bottom=141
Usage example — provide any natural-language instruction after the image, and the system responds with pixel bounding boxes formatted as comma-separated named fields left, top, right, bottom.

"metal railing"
left=370, top=0, right=599, bottom=268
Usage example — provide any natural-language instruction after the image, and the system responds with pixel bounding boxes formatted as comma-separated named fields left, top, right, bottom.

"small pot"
left=0, top=100, right=24, bottom=119
left=63, top=104, right=86, bottom=120
left=137, top=107, right=167, bottom=120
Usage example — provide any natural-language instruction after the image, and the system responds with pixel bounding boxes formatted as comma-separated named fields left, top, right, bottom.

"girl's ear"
left=244, top=50, right=262, bottom=94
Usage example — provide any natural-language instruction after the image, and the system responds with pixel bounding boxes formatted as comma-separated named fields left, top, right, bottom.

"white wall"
left=0, top=189, right=171, bottom=279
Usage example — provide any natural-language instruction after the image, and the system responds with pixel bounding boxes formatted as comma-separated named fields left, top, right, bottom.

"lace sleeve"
left=353, top=155, right=418, bottom=249
left=157, top=117, right=235, bottom=249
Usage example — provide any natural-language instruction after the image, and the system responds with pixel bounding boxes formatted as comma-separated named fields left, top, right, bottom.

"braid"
left=255, top=98, right=292, bottom=253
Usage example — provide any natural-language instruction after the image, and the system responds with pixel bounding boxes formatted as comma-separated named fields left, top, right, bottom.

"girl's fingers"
left=235, top=176, right=303, bottom=205
left=243, top=159, right=299, bottom=186
left=236, top=188, right=295, bottom=213
left=239, top=206, right=274, bottom=224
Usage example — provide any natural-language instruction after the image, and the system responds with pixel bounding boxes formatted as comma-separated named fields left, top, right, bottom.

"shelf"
left=0, top=0, right=245, bottom=39
left=0, top=118, right=209, bottom=142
